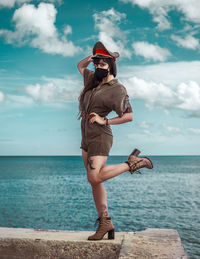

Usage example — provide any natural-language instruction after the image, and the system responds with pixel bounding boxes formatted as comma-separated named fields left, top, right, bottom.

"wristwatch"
left=104, top=117, right=109, bottom=125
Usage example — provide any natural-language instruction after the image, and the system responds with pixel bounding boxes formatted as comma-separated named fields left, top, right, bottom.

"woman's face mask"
left=93, top=59, right=109, bottom=81
left=94, top=68, right=109, bottom=81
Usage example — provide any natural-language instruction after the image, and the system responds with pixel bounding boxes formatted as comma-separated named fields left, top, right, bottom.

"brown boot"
left=88, top=216, right=115, bottom=241
left=125, top=155, right=153, bottom=174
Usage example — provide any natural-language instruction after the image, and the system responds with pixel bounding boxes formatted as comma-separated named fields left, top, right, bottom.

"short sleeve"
left=111, top=85, right=132, bottom=117
left=83, top=68, right=94, bottom=88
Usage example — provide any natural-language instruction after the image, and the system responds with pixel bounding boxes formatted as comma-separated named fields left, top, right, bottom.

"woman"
left=77, top=41, right=153, bottom=241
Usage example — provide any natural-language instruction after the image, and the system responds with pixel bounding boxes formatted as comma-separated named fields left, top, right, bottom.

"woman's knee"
left=87, top=172, right=101, bottom=186
left=86, top=155, right=107, bottom=185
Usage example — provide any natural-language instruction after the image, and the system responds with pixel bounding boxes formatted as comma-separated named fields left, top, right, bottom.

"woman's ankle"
left=99, top=204, right=109, bottom=217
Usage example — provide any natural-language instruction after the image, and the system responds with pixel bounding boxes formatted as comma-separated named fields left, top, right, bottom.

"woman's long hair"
left=77, top=57, right=117, bottom=120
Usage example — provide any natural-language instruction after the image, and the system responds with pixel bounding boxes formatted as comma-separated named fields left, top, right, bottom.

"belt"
left=85, top=114, right=95, bottom=119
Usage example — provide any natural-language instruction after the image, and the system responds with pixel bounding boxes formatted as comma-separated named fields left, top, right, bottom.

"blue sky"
left=0, top=0, right=200, bottom=156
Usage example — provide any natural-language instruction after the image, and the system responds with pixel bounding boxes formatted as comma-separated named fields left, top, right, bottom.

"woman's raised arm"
left=77, top=55, right=93, bottom=75
left=106, top=112, right=133, bottom=125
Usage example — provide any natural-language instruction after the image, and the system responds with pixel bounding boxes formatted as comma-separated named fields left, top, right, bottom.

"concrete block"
left=119, top=228, right=188, bottom=259
left=0, top=227, right=188, bottom=259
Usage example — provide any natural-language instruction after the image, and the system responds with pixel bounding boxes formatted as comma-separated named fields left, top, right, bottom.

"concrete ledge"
left=118, top=228, right=188, bottom=259
left=0, top=227, right=188, bottom=259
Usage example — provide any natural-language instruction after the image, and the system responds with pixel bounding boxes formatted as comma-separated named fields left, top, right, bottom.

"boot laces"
left=130, top=159, right=143, bottom=174
left=94, top=217, right=100, bottom=228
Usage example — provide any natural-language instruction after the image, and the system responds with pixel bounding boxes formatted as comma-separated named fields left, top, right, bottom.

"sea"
left=0, top=156, right=199, bottom=259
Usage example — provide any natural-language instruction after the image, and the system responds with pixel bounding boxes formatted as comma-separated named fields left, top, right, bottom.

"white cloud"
left=93, top=8, right=131, bottom=58
left=118, top=61, right=200, bottom=86
left=0, top=0, right=61, bottom=8
left=1, top=74, right=83, bottom=108
left=1, top=73, right=86, bottom=109
left=120, top=0, right=200, bottom=30
left=178, top=0, right=200, bottom=23
left=188, top=128, right=200, bottom=134
left=4, top=94, right=35, bottom=108
left=152, top=6, right=171, bottom=30
left=25, top=76, right=82, bottom=102
left=26, top=82, right=55, bottom=102
left=0, top=3, right=81, bottom=56
left=119, top=62, right=200, bottom=115
left=138, top=121, right=150, bottom=129
left=64, top=25, right=72, bottom=35
left=0, top=91, right=5, bottom=102
left=0, top=0, right=31, bottom=8
left=176, top=81, right=200, bottom=111
left=132, top=41, right=171, bottom=62
left=171, top=34, right=200, bottom=50
left=123, top=76, right=178, bottom=109
left=2, top=76, right=82, bottom=108
left=163, top=124, right=180, bottom=133
left=137, top=121, right=151, bottom=134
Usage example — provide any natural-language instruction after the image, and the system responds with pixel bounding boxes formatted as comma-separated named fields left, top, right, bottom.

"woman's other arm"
left=77, top=55, right=93, bottom=75
left=89, top=112, right=133, bottom=125
left=106, top=112, right=133, bottom=125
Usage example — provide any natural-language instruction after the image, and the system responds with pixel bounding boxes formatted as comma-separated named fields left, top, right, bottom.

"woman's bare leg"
left=92, top=184, right=109, bottom=217
left=82, top=150, right=109, bottom=217
left=81, top=149, right=88, bottom=169
left=86, top=156, right=131, bottom=216
left=99, top=163, right=130, bottom=182
left=83, top=152, right=148, bottom=216
left=86, top=156, right=130, bottom=182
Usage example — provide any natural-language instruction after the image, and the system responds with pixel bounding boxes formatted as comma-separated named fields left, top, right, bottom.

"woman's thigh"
left=87, top=155, right=108, bottom=185
left=82, top=149, right=88, bottom=169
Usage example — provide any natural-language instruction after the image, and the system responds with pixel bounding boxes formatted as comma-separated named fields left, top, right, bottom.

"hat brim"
left=92, top=41, right=120, bottom=59
left=91, top=54, right=111, bottom=59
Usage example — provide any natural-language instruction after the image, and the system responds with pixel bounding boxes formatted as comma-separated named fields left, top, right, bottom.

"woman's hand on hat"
left=87, top=55, right=93, bottom=63
left=89, top=112, right=106, bottom=125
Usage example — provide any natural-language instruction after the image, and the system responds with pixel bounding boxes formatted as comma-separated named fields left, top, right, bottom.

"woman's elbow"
left=123, top=112, right=133, bottom=122
left=77, top=62, right=81, bottom=71
left=128, top=113, right=133, bottom=122
left=77, top=63, right=84, bottom=75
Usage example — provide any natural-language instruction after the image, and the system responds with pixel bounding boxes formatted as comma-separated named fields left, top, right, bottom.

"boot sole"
left=88, top=228, right=115, bottom=241
left=143, top=157, right=153, bottom=169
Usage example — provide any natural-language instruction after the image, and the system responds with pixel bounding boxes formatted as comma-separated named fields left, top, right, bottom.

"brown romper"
left=80, top=68, right=132, bottom=160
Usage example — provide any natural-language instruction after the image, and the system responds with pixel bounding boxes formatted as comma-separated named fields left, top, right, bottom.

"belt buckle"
left=86, top=114, right=95, bottom=119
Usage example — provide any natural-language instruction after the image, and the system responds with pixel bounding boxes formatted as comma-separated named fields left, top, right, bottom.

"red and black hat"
left=92, top=41, right=120, bottom=61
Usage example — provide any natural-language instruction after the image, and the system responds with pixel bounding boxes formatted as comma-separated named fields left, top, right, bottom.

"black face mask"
left=94, top=68, right=108, bottom=82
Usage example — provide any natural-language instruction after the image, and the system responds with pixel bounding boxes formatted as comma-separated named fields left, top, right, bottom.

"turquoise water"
left=0, top=156, right=199, bottom=258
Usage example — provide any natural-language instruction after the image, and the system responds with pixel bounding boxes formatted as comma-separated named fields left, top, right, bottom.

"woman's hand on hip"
left=89, top=112, right=106, bottom=125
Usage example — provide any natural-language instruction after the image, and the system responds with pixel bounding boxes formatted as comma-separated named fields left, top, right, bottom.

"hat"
left=92, top=41, right=120, bottom=61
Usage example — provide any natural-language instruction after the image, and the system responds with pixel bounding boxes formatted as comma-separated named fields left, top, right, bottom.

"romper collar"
left=100, top=78, right=118, bottom=87
left=107, top=78, right=118, bottom=85
left=94, top=78, right=118, bottom=91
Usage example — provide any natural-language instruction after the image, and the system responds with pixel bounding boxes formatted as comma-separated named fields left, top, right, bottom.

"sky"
left=0, top=0, right=200, bottom=156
